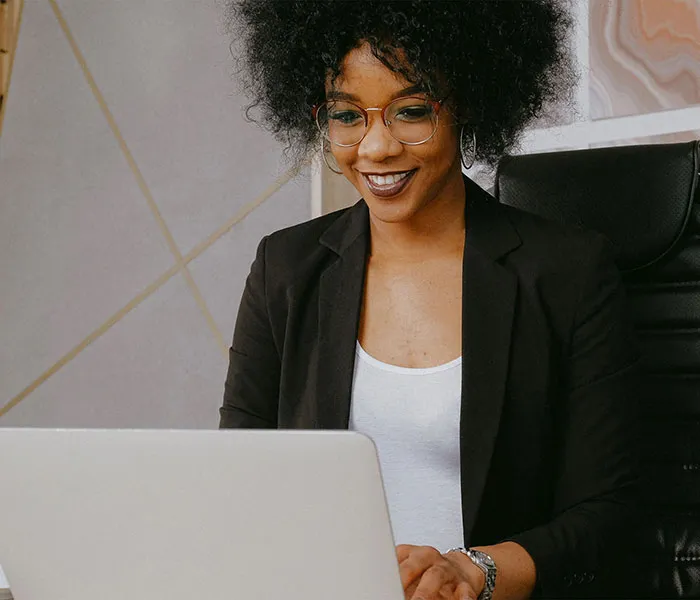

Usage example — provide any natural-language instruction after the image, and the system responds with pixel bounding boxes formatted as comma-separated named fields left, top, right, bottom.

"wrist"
left=446, top=547, right=497, bottom=600
left=444, top=549, right=486, bottom=595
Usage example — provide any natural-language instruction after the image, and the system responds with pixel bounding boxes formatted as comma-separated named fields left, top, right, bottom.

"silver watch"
left=448, top=547, right=497, bottom=600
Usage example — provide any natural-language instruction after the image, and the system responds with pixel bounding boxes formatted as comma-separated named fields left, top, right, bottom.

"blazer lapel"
left=460, top=178, right=521, bottom=543
left=315, top=201, right=370, bottom=429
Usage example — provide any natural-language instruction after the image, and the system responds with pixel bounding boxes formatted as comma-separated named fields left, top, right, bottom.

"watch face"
left=467, top=550, right=497, bottom=600
left=471, top=550, right=497, bottom=570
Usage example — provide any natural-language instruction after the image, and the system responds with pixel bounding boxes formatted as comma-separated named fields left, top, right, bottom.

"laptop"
left=0, top=428, right=403, bottom=600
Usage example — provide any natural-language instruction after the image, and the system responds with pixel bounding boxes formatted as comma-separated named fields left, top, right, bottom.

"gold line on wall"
left=0, top=163, right=301, bottom=418
left=0, top=263, right=182, bottom=419
left=0, top=0, right=24, bottom=140
left=183, top=163, right=304, bottom=264
left=47, top=0, right=228, bottom=356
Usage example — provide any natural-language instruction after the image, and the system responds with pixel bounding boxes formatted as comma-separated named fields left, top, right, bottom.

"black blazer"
left=220, top=175, right=640, bottom=598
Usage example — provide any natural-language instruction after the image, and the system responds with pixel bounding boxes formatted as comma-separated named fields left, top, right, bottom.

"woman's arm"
left=220, top=236, right=280, bottom=429
left=505, top=234, right=641, bottom=597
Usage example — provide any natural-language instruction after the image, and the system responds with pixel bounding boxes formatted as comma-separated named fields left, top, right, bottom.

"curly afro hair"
left=226, top=0, right=577, bottom=168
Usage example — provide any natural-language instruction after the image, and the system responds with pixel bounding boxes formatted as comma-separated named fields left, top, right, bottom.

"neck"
left=368, top=169, right=466, bottom=260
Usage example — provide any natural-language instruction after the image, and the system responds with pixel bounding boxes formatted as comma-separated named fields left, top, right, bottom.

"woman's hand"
left=396, top=544, right=485, bottom=600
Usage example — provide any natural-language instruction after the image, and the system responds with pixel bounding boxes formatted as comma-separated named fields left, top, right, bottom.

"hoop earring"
left=460, top=126, right=477, bottom=171
left=320, top=139, right=343, bottom=175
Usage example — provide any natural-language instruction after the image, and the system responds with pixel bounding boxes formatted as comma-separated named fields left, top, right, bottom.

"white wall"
left=0, top=0, right=309, bottom=427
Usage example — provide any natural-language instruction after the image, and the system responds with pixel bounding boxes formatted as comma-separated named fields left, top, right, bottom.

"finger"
left=440, top=587, right=455, bottom=600
left=397, top=544, right=415, bottom=562
left=410, top=564, right=456, bottom=600
left=399, top=547, right=442, bottom=590
left=399, top=557, right=427, bottom=592
left=405, top=579, right=419, bottom=600
left=453, top=581, right=478, bottom=600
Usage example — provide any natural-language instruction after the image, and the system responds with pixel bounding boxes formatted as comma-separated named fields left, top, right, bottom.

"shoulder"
left=473, top=197, right=620, bottom=328
left=265, top=206, right=348, bottom=254
left=496, top=200, right=613, bottom=273
left=489, top=201, right=629, bottom=355
left=257, top=203, right=358, bottom=284
left=466, top=176, right=613, bottom=273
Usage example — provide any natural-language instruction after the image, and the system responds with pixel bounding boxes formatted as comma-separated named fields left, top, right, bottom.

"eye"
left=395, top=104, right=432, bottom=122
left=328, top=110, right=364, bottom=126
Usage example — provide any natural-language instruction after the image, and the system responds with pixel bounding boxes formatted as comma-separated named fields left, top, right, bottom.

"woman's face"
left=325, top=43, right=464, bottom=225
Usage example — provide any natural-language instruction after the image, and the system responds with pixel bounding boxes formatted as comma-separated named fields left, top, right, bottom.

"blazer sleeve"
left=508, top=235, right=641, bottom=597
left=219, top=236, right=280, bottom=429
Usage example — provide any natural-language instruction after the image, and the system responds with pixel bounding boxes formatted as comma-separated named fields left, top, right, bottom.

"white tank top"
left=349, top=342, right=464, bottom=552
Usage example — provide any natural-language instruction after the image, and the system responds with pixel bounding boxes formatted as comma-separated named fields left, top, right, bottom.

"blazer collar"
left=318, top=198, right=370, bottom=256
left=318, top=174, right=522, bottom=260
left=462, top=174, right=522, bottom=260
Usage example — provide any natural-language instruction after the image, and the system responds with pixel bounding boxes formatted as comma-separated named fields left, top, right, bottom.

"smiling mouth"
left=361, top=170, right=417, bottom=198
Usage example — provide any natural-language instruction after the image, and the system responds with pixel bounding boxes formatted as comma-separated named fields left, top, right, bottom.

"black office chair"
left=495, top=140, right=700, bottom=598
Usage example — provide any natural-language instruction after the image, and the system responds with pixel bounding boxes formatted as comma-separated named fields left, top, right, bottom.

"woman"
left=220, top=2, right=640, bottom=599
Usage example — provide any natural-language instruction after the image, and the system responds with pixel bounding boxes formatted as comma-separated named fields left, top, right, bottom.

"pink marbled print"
left=590, top=0, right=700, bottom=120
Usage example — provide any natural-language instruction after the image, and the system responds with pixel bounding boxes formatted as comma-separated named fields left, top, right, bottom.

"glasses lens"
left=316, top=101, right=366, bottom=146
left=386, top=97, right=438, bottom=144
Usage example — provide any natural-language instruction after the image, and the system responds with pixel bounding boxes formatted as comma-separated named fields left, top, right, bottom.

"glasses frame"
left=312, top=95, right=448, bottom=148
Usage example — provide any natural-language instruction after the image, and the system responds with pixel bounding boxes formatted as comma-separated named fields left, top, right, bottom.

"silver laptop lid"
left=0, top=428, right=402, bottom=600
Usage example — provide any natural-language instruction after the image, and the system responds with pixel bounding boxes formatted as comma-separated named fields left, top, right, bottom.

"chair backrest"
left=495, top=141, right=700, bottom=598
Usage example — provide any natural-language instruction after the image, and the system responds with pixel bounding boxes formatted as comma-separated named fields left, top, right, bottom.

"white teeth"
left=366, top=171, right=411, bottom=187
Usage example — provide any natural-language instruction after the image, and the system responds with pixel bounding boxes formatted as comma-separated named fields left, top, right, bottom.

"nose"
left=357, top=112, right=403, bottom=163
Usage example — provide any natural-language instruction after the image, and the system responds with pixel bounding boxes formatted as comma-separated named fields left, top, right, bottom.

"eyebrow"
left=326, top=84, right=427, bottom=103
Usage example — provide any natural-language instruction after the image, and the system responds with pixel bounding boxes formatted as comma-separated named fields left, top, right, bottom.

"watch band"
left=448, top=547, right=497, bottom=600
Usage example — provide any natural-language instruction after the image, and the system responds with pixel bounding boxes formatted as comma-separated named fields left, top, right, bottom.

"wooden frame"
left=0, top=0, right=23, bottom=140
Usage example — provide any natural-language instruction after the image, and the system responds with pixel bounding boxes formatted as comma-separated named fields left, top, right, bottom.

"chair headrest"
left=495, top=141, right=700, bottom=272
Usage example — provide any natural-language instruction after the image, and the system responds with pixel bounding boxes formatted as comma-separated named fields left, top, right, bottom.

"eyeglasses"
left=312, top=95, right=447, bottom=147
